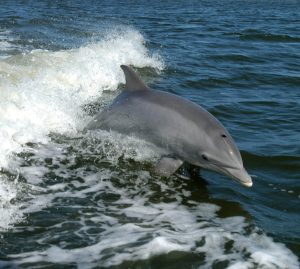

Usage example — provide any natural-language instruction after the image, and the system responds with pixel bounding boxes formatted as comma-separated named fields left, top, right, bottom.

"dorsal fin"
left=120, top=65, right=150, bottom=91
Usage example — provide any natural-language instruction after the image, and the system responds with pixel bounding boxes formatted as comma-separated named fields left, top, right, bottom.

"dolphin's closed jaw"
left=243, top=180, right=253, bottom=188
left=225, top=167, right=253, bottom=187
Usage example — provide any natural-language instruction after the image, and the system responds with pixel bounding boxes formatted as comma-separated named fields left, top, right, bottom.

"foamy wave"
left=8, top=183, right=299, bottom=269
left=0, top=28, right=163, bottom=230
left=0, top=28, right=164, bottom=170
left=0, top=175, right=23, bottom=230
left=1, top=135, right=298, bottom=268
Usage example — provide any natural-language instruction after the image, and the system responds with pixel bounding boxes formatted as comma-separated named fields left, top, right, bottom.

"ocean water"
left=0, top=1, right=299, bottom=268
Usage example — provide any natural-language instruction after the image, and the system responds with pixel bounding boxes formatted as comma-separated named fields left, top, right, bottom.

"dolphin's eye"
left=202, top=154, right=209, bottom=161
left=221, top=134, right=227, bottom=138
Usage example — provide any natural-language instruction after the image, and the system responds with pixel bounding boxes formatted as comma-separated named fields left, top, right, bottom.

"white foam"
left=0, top=176, right=23, bottom=230
left=0, top=27, right=163, bottom=231
left=0, top=28, right=164, bottom=170
left=2, top=147, right=298, bottom=268
left=3, top=156, right=298, bottom=268
left=8, top=187, right=299, bottom=268
left=77, top=129, right=165, bottom=164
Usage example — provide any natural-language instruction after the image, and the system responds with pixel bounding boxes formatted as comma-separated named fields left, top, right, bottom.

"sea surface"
left=0, top=1, right=299, bottom=268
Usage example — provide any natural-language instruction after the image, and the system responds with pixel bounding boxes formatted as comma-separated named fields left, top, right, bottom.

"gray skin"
left=86, top=65, right=253, bottom=187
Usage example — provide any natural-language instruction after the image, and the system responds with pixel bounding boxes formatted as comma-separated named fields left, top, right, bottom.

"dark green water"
left=0, top=1, right=299, bottom=268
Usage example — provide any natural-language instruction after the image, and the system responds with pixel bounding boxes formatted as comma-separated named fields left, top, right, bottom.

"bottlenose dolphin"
left=86, top=65, right=253, bottom=187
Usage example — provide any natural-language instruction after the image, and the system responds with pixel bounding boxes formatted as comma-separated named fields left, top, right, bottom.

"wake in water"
left=0, top=28, right=163, bottom=229
left=0, top=27, right=299, bottom=269
left=1, top=130, right=299, bottom=269
left=0, top=28, right=163, bottom=169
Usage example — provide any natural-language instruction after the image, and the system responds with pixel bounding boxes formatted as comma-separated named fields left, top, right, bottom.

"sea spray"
left=0, top=28, right=164, bottom=230
left=0, top=28, right=164, bottom=170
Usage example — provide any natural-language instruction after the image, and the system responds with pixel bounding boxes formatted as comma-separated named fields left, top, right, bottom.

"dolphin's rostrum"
left=86, top=65, right=253, bottom=187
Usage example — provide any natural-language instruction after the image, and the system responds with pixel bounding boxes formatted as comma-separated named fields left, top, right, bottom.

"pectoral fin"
left=154, top=157, right=183, bottom=178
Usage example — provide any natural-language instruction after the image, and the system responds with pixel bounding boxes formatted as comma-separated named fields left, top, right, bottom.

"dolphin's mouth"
left=202, top=162, right=253, bottom=187
left=225, top=167, right=253, bottom=187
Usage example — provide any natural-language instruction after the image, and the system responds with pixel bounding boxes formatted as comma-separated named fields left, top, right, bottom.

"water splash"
left=0, top=27, right=164, bottom=230
left=0, top=28, right=164, bottom=170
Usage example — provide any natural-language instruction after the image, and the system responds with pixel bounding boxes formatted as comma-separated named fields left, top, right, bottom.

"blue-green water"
left=0, top=1, right=299, bottom=268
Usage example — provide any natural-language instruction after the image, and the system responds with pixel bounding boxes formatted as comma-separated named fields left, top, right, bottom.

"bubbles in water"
left=0, top=130, right=298, bottom=269
left=0, top=175, right=23, bottom=230
left=268, top=183, right=298, bottom=198
left=0, top=27, right=164, bottom=170
left=0, top=27, right=164, bottom=231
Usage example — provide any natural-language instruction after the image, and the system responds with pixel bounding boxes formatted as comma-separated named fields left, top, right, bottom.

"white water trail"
left=0, top=28, right=163, bottom=170
left=0, top=28, right=164, bottom=230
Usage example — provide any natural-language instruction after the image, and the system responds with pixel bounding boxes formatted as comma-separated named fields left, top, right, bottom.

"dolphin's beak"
left=226, top=167, right=253, bottom=187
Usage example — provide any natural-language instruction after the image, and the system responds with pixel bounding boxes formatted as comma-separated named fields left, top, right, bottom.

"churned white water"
left=5, top=162, right=299, bottom=269
left=0, top=28, right=163, bottom=230
left=0, top=28, right=163, bottom=169
left=0, top=28, right=299, bottom=269
left=0, top=176, right=23, bottom=230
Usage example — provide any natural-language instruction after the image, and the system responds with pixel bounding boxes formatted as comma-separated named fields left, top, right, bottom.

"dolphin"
left=86, top=65, right=253, bottom=187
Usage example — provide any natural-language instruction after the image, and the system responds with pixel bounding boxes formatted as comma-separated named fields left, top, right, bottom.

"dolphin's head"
left=194, top=120, right=253, bottom=187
